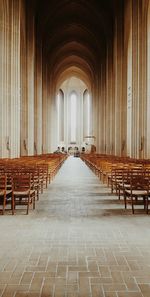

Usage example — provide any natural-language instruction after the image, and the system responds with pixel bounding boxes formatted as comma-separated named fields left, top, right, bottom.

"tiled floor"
left=0, top=156, right=150, bottom=297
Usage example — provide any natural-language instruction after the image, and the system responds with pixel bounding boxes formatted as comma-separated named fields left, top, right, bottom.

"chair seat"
left=7, top=185, right=12, bottom=190
left=125, top=189, right=148, bottom=196
left=13, top=190, right=35, bottom=196
left=0, top=190, right=12, bottom=196
left=13, top=190, right=30, bottom=195
left=118, top=183, right=130, bottom=188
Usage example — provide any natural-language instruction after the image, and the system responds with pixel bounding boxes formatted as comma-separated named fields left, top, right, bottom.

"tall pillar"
left=125, top=0, right=132, bottom=157
left=10, top=0, right=21, bottom=158
left=26, top=5, right=35, bottom=155
left=93, top=73, right=100, bottom=153
left=99, top=62, right=106, bottom=154
left=0, top=0, right=10, bottom=158
left=42, top=62, right=49, bottom=153
left=92, top=73, right=99, bottom=151
left=131, top=0, right=140, bottom=158
left=113, top=6, right=124, bottom=156
left=130, top=0, right=148, bottom=158
left=138, top=1, right=148, bottom=158
left=106, top=41, right=114, bottom=155
left=49, top=75, right=55, bottom=152
left=0, top=0, right=21, bottom=158
left=20, top=0, right=28, bottom=156
left=147, top=1, right=150, bottom=157
left=34, top=40, right=43, bottom=154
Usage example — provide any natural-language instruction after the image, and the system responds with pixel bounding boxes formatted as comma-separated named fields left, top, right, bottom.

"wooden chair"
left=124, top=175, right=150, bottom=214
left=110, top=167, right=125, bottom=194
left=21, top=167, right=40, bottom=200
left=0, top=175, right=12, bottom=214
left=12, top=174, right=35, bottom=215
left=117, top=169, right=131, bottom=200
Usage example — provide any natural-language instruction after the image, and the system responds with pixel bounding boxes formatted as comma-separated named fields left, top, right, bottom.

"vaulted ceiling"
left=35, top=0, right=121, bottom=87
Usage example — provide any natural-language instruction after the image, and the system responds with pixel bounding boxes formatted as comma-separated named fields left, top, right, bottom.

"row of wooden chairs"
left=110, top=168, right=150, bottom=214
left=0, top=153, right=67, bottom=214
left=81, top=154, right=150, bottom=214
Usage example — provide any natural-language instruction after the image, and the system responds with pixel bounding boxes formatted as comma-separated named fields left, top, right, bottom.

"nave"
left=0, top=157, right=150, bottom=297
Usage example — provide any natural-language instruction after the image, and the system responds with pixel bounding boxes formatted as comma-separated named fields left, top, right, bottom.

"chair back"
left=0, top=175, right=7, bottom=191
left=12, top=174, right=31, bottom=192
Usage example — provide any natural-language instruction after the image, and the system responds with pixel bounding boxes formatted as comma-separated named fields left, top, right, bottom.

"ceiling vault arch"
left=35, top=0, right=115, bottom=90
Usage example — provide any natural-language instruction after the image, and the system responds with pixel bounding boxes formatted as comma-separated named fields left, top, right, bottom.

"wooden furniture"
left=12, top=174, right=35, bottom=215
left=0, top=175, right=12, bottom=214
left=124, top=175, right=150, bottom=214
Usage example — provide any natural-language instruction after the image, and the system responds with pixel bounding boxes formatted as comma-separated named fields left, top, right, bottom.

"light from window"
left=70, top=93, right=77, bottom=142
left=87, top=93, right=90, bottom=136
left=57, top=93, right=60, bottom=143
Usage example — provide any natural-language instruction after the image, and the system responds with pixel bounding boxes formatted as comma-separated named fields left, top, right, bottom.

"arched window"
left=70, top=92, right=77, bottom=142
left=55, top=77, right=90, bottom=150
left=83, top=89, right=91, bottom=138
left=57, top=89, right=64, bottom=144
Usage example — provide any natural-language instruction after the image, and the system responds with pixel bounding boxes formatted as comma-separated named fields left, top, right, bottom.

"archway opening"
left=55, top=76, right=92, bottom=153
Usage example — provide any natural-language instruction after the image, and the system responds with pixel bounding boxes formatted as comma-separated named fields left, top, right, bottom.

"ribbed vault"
left=35, top=0, right=115, bottom=88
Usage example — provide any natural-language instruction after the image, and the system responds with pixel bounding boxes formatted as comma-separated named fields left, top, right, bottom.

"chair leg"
left=111, top=183, right=113, bottom=194
left=12, top=194, right=15, bottom=215
left=144, top=198, right=146, bottom=211
left=46, top=177, right=48, bottom=188
left=37, top=188, right=39, bottom=200
left=41, top=181, right=43, bottom=193
left=131, top=197, right=134, bottom=214
left=33, top=195, right=35, bottom=209
left=118, top=187, right=120, bottom=200
left=124, top=194, right=127, bottom=209
left=2, top=195, right=6, bottom=215
left=146, top=197, right=149, bottom=214
left=27, top=197, right=30, bottom=215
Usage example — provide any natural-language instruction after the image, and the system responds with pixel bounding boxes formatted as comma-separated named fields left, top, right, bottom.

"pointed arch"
left=57, top=89, right=64, bottom=145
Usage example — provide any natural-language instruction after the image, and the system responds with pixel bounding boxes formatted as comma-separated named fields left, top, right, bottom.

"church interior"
left=1, top=0, right=150, bottom=296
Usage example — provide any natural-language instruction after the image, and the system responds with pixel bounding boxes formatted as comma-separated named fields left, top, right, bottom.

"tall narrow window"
left=83, top=90, right=91, bottom=138
left=57, top=89, right=64, bottom=144
left=87, top=93, right=90, bottom=136
left=57, top=93, right=60, bottom=142
left=70, top=93, right=77, bottom=142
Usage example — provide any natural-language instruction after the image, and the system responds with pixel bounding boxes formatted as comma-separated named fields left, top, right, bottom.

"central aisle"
left=1, top=156, right=150, bottom=297
left=37, top=155, right=113, bottom=219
